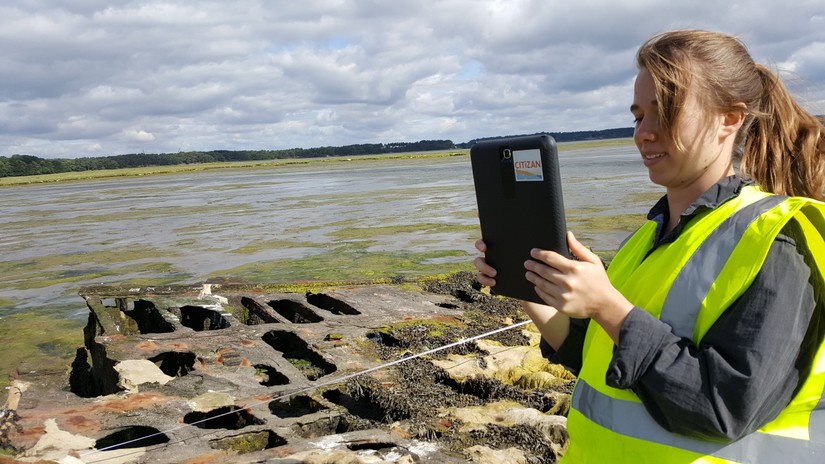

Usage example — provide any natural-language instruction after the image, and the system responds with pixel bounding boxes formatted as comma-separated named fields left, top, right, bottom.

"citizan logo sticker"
left=513, top=149, right=543, bottom=182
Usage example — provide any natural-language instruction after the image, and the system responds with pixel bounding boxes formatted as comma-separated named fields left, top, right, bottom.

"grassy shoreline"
left=0, top=138, right=634, bottom=187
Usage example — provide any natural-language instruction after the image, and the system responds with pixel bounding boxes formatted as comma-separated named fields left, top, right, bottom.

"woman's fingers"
left=524, top=250, right=565, bottom=282
left=474, top=257, right=497, bottom=284
left=523, top=233, right=623, bottom=320
left=525, top=270, right=562, bottom=307
left=476, top=273, right=496, bottom=287
left=473, top=239, right=497, bottom=287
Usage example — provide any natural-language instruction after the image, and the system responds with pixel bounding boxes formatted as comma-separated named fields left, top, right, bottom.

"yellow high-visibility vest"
left=562, top=186, right=825, bottom=463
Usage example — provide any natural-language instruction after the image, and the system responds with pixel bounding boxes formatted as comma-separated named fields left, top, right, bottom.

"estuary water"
left=0, top=140, right=660, bottom=323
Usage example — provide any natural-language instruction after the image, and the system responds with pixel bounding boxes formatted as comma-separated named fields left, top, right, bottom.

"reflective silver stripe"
left=572, top=380, right=730, bottom=455
left=660, top=195, right=788, bottom=339
left=573, top=379, right=825, bottom=461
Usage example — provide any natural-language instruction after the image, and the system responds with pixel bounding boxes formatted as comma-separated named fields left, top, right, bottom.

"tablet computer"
left=470, top=134, right=568, bottom=303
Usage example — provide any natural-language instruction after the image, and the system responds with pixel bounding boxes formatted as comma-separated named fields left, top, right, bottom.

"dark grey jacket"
left=544, top=176, right=824, bottom=441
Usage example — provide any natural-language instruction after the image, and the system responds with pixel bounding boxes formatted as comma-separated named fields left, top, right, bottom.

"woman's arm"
left=520, top=301, right=571, bottom=351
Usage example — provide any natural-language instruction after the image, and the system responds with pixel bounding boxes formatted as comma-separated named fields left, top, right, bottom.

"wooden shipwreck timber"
left=2, top=273, right=573, bottom=463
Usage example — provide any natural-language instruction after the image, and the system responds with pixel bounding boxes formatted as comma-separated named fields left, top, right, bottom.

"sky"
left=1, top=1, right=824, bottom=159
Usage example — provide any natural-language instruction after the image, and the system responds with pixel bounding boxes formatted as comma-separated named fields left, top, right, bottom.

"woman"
left=475, top=30, right=825, bottom=463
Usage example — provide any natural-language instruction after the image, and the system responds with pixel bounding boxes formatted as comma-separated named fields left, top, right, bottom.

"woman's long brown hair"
left=637, top=29, right=824, bottom=200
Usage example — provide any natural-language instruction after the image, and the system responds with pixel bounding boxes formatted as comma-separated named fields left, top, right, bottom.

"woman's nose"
left=634, top=119, right=658, bottom=144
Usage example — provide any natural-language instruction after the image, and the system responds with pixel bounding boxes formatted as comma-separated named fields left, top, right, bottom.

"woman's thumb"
left=567, top=231, right=600, bottom=264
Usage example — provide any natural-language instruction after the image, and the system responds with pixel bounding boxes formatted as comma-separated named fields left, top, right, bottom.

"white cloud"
left=124, top=129, right=156, bottom=142
left=0, top=0, right=823, bottom=158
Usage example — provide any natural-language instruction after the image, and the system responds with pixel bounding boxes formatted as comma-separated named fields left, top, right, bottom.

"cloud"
left=123, top=129, right=156, bottom=142
left=0, top=0, right=823, bottom=158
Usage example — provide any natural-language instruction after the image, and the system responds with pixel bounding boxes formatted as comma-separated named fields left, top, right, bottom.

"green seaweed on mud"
left=210, top=241, right=475, bottom=283
left=0, top=312, right=84, bottom=390
left=452, top=209, right=481, bottom=220
left=2, top=205, right=232, bottom=233
left=289, top=185, right=470, bottom=211
left=0, top=248, right=187, bottom=290
left=330, top=222, right=477, bottom=241
left=571, top=212, right=646, bottom=233
left=627, top=190, right=665, bottom=204
left=231, top=239, right=320, bottom=254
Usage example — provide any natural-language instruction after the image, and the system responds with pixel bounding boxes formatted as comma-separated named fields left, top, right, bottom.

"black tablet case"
left=470, top=134, right=568, bottom=303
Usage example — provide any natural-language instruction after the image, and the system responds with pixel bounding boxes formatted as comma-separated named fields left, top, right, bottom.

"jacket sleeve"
left=605, top=223, right=823, bottom=441
left=540, top=317, right=589, bottom=375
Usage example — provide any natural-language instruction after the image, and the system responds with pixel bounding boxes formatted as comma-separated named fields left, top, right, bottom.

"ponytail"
left=741, top=65, right=825, bottom=201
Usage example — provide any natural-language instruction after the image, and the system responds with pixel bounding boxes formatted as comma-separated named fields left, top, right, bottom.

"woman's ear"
left=719, top=103, right=747, bottom=139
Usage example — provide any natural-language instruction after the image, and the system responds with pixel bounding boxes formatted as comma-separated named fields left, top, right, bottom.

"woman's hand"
left=525, top=231, right=633, bottom=343
left=473, top=239, right=497, bottom=287
left=474, top=237, right=572, bottom=348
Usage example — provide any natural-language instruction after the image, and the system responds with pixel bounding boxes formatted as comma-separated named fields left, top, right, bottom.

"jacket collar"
left=647, top=175, right=748, bottom=248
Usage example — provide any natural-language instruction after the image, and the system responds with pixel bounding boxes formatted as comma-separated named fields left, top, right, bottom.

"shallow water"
left=0, top=142, right=661, bottom=321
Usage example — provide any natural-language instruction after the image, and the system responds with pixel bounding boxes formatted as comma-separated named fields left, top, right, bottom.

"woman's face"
left=631, top=68, right=733, bottom=194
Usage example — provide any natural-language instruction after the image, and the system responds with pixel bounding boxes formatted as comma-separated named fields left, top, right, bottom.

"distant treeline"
left=0, top=140, right=456, bottom=178
left=1, top=128, right=634, bottom=178
left=458, top=127, right=634, bottom=147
